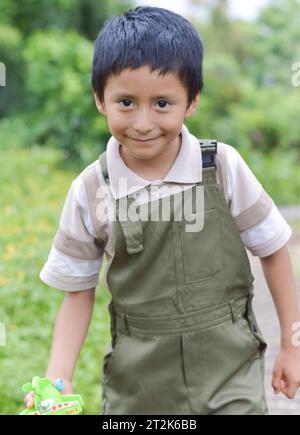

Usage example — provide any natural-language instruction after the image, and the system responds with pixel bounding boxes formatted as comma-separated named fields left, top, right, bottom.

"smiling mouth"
left=131, top=136, right=161, bottom=142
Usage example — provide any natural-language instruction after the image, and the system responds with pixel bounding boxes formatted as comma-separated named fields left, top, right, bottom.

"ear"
left=94, top=91, right=107, bottom=116
left=184, top=92, right=200, bottom=118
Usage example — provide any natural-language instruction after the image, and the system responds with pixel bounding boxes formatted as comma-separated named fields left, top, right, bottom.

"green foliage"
left=0, top=0, right=133, bottom=168
left=21, top=28, right=110, bottom=166
left=0, top=24, right=23, bottom=115
left=0, top=143, right=111, bottom=415
left=0, top=0, right=133, bottom=40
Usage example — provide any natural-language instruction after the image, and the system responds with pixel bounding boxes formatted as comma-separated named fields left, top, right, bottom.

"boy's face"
left=94, top=65, right=199, bottom=162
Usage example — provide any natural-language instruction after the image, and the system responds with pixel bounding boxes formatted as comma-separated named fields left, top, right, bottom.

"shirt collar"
left=106, top=123, right=202, bottom=199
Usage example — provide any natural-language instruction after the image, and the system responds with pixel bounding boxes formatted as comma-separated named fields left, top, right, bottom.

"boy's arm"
left=260, top=245, right=300, bottom=398
left=260, top=245, right=300, bottom=348
left=45, top=288, right=96, bottom=383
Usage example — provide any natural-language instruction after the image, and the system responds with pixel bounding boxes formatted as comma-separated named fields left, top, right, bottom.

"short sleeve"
left=224, top=144, right=292, bottom=258
left=39, top=176, right=104, bottom=291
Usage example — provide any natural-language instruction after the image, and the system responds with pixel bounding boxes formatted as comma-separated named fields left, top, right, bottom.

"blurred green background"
left=0, top=0, right=299, bottom=415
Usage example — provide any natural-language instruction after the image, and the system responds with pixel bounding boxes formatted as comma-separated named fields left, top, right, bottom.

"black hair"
left=91, top=6, right=204, bottom=108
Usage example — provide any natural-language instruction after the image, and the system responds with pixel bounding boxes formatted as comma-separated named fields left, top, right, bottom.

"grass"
left=0, top=143, right=111, bottom=414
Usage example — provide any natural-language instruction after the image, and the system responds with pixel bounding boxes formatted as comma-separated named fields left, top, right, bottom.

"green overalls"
left=98, top=140, right=268, bottom=415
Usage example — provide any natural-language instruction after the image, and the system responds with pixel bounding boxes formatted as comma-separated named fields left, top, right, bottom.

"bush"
left=20, top=29, right=109, bottom=168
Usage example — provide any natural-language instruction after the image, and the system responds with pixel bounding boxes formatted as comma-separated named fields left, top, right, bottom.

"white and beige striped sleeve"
left=39, top=175, right=105, bottom=291
left=220, top=143, right=292, bottom=258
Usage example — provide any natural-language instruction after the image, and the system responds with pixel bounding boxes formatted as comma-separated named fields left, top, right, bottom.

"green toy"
left=19, top=376, right=84, bottom=415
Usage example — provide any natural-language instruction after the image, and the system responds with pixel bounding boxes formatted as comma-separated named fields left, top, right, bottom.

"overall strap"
left=199, top=139, right=218, bottom=169
left=99, top=150, right=144, bottom=255
left=199, top=139, right=218, bottom=184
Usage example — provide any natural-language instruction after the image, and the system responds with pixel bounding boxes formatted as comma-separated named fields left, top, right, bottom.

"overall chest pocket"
left=179, top=208, right=222, bottom=284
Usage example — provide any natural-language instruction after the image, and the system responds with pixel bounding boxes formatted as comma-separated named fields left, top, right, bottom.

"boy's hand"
left=24, top=379, right=73, bottom=409
left=272, top=347, right=300, bottom=399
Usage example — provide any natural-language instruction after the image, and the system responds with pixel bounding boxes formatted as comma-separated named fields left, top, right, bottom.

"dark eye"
left=119, top=99, right=132, bottom=108
left=157, top=100, right=170, bottom=109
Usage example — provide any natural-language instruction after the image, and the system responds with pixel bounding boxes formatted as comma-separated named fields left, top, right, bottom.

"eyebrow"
left=112, top=92, right=176, bottom=99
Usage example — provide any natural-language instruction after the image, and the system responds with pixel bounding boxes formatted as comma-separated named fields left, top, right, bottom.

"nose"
left=132, top=108, right=154, bottom=134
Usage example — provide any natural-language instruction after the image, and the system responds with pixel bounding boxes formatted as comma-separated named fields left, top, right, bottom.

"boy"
left=25, top=6, right=300, bottom=415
